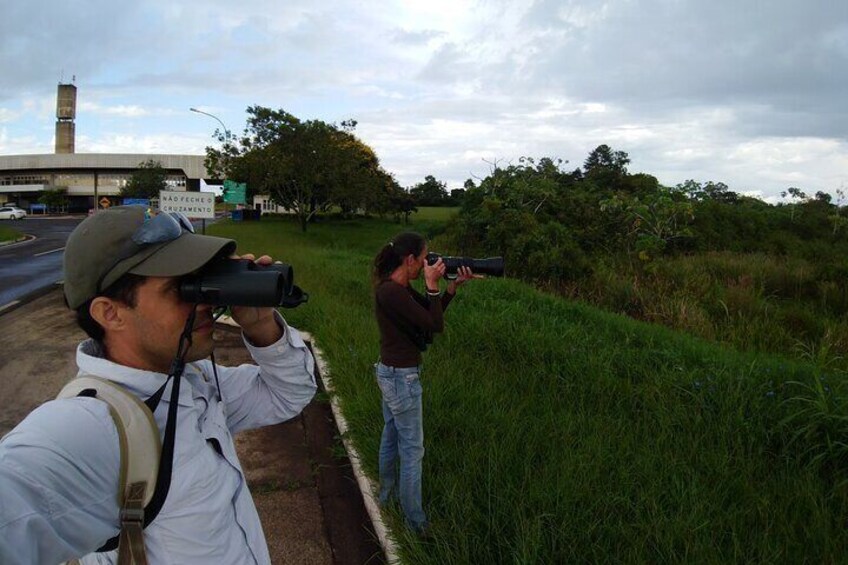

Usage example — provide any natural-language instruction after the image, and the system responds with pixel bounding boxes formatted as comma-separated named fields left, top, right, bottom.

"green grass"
left=0, top=225, right=22, bottom=244
left=572, top=253, right=848, bottom=372
left=208, top=210, right=848, bottom=563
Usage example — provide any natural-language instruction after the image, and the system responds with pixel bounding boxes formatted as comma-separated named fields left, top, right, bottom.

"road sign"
left=122, top=198, right=150, bottom=207
left=99, top=197, right=111, bottom=209
left=223, top=180, right=247, bottom=205
left=159, top=190, right=215, bottom=219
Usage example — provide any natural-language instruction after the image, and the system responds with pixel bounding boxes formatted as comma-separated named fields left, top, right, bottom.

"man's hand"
left=447, top=266, right=484, bottom=295
left=230, top=253, right=284, bottom=346
left=423, top=256, right=445, bottom=292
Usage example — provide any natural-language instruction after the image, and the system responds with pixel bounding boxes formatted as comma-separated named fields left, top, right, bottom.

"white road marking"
left=0, top=300, right=20, bottom=313
left=34, top=247, right=64, bottom=257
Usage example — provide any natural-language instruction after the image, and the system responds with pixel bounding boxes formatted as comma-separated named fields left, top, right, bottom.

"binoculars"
left=426, top=252, right=505, bottom=278
left=179, top=258, right=308, bottom=308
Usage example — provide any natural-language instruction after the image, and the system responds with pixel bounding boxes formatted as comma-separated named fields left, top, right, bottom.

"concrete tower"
left=55, top=82, right=77, bottom=154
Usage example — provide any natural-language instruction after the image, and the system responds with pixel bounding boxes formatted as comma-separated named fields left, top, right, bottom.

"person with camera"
left=372, top=232, right=481, bottom=537
left=0, top=206, right=317, bottom=564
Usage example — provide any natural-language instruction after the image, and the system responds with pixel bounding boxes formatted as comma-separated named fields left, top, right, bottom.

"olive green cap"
left=63, top=205, right=236, bottom=309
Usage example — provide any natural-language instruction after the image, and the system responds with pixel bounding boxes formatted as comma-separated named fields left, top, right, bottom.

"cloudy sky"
left=1, top=0, right=846, bottom=202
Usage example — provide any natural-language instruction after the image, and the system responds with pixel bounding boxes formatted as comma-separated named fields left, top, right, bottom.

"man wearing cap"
left=0, top=206, right=317, bottom=564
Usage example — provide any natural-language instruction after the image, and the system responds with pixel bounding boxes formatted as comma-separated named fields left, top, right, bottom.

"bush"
left=777, top=304, right=825, bottom=342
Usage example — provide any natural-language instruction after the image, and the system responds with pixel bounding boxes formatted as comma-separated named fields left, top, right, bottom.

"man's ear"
left=89, top=297, right=128, bottom=332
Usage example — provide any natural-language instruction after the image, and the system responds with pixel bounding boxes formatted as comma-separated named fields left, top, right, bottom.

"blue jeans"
left=375, top=362, right=427, bottom=531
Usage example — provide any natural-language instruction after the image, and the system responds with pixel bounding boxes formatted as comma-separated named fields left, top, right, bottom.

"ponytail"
left=373, top=232, right=425, bottom=285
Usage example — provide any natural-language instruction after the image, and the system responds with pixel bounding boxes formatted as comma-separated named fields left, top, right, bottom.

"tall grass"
left=564, top=252, right=848, bottom=372
left=209, top=211, right=848, bottom=563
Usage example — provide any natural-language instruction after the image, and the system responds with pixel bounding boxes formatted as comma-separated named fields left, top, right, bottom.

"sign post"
left=223, top=180, right=246, bottom=203
left=222, top=181, right=247, bottom=222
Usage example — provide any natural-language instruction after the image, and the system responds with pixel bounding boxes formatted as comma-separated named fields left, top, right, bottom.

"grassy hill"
left=208, top=210, right=848, bottom=563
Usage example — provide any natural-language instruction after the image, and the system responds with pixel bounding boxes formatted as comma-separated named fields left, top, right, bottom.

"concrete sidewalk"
left=0, top=289, right=385, bottom=564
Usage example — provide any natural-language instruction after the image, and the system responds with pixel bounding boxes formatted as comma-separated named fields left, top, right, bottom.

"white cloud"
left=78, top=102, right=155, bottom=118
left=725, top=137, right=848, bottom=192
left=0, top=109, right=19, bottom=123
left=77, top=133, right=208, bottom=155
left=0, top=128, right=49, bottom=155
left=0, top=0, right=845, bottom=201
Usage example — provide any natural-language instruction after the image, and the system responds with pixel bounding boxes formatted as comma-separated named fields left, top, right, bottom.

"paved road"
left=0, top=214, right=216, bottom=309
left=0, top=217, right=84, bottom=308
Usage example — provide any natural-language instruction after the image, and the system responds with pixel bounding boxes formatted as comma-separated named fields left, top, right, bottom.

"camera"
left=426, top=252, right=505, bottom=278
left=179, top=258, right=308, bottom=308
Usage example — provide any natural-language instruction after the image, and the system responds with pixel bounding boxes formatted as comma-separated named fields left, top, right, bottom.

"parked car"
left=0, top=206, right=27, bottom=220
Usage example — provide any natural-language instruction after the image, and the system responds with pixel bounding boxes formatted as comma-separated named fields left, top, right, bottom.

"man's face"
left=112, top=276, right=215, bottom=373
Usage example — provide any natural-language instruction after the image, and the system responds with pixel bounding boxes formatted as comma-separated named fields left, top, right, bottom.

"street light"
left=190, top=108, right=234, bottom=226
left=189, top=107, right=231, bottom=139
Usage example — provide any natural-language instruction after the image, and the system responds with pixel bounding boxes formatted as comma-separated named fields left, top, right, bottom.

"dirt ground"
left=0, top=288, right=384, bottom=565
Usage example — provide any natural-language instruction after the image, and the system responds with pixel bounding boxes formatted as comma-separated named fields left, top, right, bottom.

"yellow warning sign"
left=99, top=197, right=111, bottom=209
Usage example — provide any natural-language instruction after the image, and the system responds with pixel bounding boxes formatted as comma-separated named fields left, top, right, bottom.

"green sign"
left=222, top=180, right=247, bottom=204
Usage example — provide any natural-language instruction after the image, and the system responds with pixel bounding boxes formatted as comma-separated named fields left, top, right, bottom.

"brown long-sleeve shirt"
left=375, top=280, right=454, bottom=367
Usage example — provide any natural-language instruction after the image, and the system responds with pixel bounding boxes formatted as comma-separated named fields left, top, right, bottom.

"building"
left=0, top=83, right=218, bottom=213
left=0, top=153, right=212, bottom=212
left=253, top=194, right=293, bottom=215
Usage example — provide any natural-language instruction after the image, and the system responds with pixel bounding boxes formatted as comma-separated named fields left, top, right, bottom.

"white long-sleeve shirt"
left=0, top=314, right=316, bottom=565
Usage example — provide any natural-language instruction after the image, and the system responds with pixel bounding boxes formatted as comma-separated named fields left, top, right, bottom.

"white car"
left=0, top=206, right=27, bottom=220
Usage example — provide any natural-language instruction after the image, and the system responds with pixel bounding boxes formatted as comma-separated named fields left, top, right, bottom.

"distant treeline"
left=433, top=145, right=848, bottom=366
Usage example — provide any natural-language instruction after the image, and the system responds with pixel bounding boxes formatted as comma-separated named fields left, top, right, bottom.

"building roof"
left=0, top=153, right=210, bottom=180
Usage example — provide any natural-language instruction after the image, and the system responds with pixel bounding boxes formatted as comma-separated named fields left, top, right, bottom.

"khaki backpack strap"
left=56, top=376, right=161, bottom=507
left=117, top=482, right=148, bottom=565
left=56, top=375, right=162, bottom=559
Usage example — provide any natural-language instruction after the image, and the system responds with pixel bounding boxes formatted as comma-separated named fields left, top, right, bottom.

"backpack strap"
left=57, top=376, right=161, bottom=564
left=117, top=482, right=148, bottom=565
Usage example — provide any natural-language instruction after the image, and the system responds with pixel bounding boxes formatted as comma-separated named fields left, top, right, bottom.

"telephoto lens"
left=425, top=252, right=505, bottom=278
left=179, top=258, right=308, bottom=307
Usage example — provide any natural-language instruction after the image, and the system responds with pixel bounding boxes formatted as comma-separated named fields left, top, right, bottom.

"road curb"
left=0, top=281, right=64, bottom=316
left=216, top=316, right=401, bottom=563
left=0, top=234, right=35, bottom=248
left=302, top=332, right=401, bottom=565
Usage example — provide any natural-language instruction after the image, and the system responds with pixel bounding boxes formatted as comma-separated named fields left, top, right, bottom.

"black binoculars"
left=179, top=258, right=308, bottom=308
left=426, top=252, right=505, bottom=278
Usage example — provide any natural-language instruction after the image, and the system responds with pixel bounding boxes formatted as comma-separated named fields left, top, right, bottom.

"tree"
left=326, top=129, right=386, bottom=216
left=678, top=179, right=738, bottom=203
left=583, top=145, right=630, bottom=193
left=449, top=188, right=466, bottom=206
left=392, top=187, right=418, bottom=224
left=121, top=160, right=168, bottom=200
left=782, top=187, right=808, bottom=201
left=205, top=106, right=391, bottom=232
left=600, top=186, right=695, bottom=261
left=780, top=187, right=808, bottom=223
left=814, top=191, right=832, bottom=204
left=583, top=144, right=630, bottom=176
left=38, top=188, right=68, bottom=212
left=828, top=209, right=848, bottom=237
left=829, top=188, right=848, bottom=237
left=410, top=175, right=449, bottom=206
left=478, top=158, right=560, bottom=216
left=365, top=174, right=417, bottom=223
